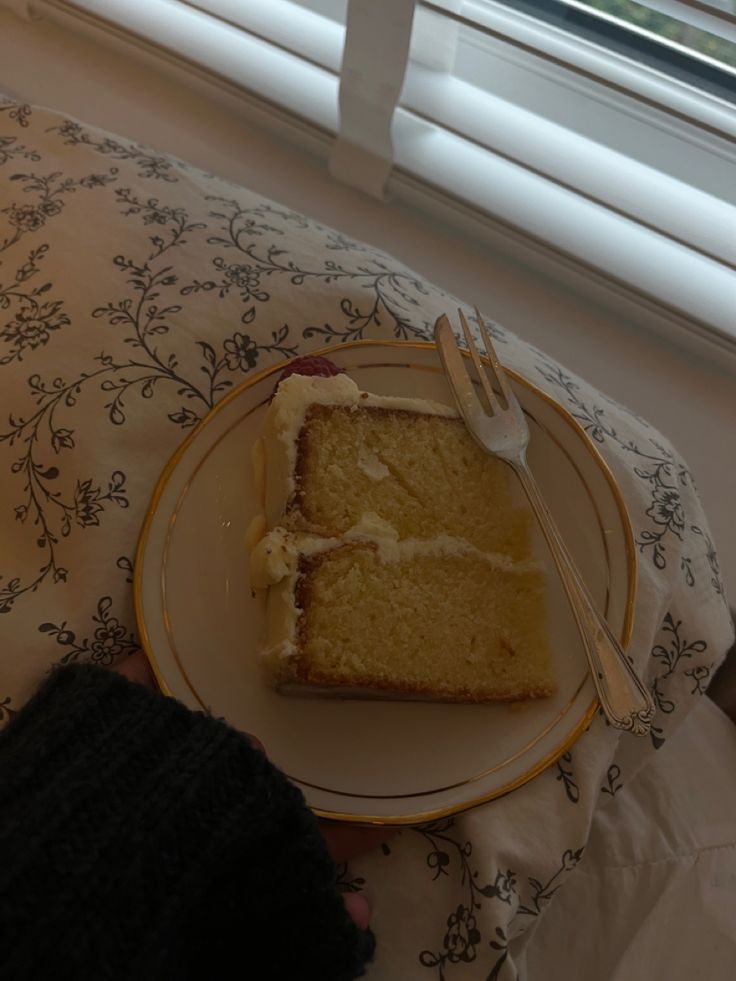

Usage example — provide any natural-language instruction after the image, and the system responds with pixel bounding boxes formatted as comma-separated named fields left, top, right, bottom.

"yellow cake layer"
left=286, top=403, right=532, bottom=560
left=252, top=373, right=553, bottom=703
left=283, top=543, right=554, bottom=702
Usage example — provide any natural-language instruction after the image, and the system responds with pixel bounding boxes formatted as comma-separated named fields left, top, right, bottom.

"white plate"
left=135, top=341, right=635, bottom=825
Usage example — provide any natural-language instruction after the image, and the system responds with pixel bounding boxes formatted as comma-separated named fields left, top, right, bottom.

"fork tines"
left=457, top=308, right=501, bottom=415
left=472, top=307, right=514, bottom=411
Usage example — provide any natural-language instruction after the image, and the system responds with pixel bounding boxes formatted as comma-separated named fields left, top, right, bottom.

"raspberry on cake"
left=275, top=354, right=343, bottom=388
left=249, top=371, right=555, bottom=702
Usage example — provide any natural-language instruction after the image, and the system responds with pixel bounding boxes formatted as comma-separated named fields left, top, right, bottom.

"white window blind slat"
left=399, top=64, right=735, bottom=265
left=175, top=0, right=344, bottom=72
left=31, top=0, right=340, bottom=133
left=391, top=113, right=736, bottom=346
left=422, top=0, right=736, bottom=142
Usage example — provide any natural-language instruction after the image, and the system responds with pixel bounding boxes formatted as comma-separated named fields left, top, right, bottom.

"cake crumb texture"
left=293, top=545, right=554, bottom=702
left=290, top=405, right=531, bottom=559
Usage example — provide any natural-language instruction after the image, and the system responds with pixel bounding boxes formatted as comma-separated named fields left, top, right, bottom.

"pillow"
left=0, top=97, right=730, bottom=753
left=3, top=95, right=735, bottom=981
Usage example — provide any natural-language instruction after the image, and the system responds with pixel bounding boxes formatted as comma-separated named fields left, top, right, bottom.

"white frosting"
left=250, top=527, right=340, bottom=590
left=357, top=448, right=390, bottom=481
left=270, top=372, right=456, bottom=426
left=250, top=527, right=341, bottom=671
left=250, top=527, right=294, bottom=591
left=244, top=512, right=266, bottom=552
left=342, top=511, right=397, bottom=544
left=254, top=520, right=539, bottom=588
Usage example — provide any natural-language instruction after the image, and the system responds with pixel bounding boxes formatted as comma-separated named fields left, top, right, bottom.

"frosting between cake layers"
left=251, top=514, right=540, bottom=589
left=250, top=527, right=342, bottom=669
left=251, top=516, right=542, bottom=671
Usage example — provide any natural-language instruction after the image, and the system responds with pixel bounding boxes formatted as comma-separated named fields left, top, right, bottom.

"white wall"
left=1, top=7, right=734, bottom=598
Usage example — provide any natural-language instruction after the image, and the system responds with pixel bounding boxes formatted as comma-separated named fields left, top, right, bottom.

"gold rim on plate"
left=134, top=340, right=636, bottom=825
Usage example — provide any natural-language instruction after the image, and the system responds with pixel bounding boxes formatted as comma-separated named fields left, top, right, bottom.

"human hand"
left=114, top=651, right=395, bottom=928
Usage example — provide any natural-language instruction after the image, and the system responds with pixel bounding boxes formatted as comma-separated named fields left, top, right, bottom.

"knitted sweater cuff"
left=0, top=664, right=374, bottom=981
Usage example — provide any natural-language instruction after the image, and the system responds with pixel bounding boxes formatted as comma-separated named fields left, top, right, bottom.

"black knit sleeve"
left=0, top=664, right=375, bottom=981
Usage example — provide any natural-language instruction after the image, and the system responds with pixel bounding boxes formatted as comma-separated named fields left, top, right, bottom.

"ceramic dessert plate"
left=135, top=340, right=635, bottom=825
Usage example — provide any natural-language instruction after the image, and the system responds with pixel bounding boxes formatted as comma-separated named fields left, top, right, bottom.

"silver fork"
left=435, top=309, right=655, bottom=736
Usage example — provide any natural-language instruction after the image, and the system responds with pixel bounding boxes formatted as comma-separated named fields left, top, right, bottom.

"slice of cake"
left=249, top=367, right=554, bottom=702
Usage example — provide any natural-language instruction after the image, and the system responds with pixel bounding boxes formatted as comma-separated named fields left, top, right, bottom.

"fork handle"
left=511, top=459, right=655, bottom=736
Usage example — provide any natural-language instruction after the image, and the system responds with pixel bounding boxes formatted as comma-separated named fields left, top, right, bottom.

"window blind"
left=30, top=0, right=343, bottom=139
left=12, top=0, right=736, bottom=356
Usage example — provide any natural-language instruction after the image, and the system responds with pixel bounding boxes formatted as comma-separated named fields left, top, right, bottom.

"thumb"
left=113, top=650, right=156, bottom=687
left=342, top=891, right=371, bottom=931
